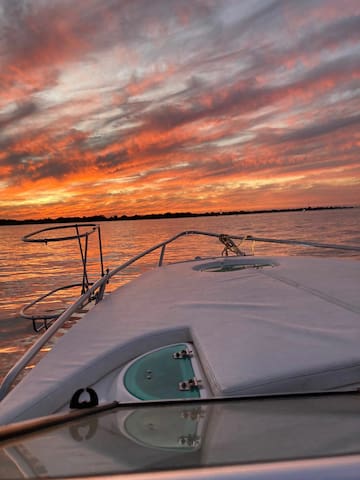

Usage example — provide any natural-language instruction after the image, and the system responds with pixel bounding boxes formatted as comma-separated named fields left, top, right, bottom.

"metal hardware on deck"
left=179, top=378, right=202, bottom=391
left=159, top=244, right=166, bottom=266
left=94, top=268, right=110, bottom=304
left=178, top=434, right=201, bottom=447
left=219, top=234, right=245, bottom=256
left=173, top=349, right=193, bottom=359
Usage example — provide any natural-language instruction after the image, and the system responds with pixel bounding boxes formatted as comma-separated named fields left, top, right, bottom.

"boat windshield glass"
left=1, top=393, right=360, bottom=478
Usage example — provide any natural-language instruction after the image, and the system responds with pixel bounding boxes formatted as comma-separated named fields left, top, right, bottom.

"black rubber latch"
left=69, top=387, right=99, bottom=409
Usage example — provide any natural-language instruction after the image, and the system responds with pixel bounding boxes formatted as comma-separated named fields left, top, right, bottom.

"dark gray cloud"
left=299, top=14, right=360, bottom=53
left=96, top=150, right=129, bottom=170
left=0, top=101, right=38, bottom=130
left=278, top=113, right=360, bottom=143
left=26, top=157, right=79, bottom=181
left=0, top=0, right=214, bottom=64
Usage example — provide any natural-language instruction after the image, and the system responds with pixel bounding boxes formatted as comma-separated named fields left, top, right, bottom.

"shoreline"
left=0, top=205, right=355, bottom=226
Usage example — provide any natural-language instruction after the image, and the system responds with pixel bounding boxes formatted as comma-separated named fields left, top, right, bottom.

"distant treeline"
left=0, top=205, right=355, bottom=226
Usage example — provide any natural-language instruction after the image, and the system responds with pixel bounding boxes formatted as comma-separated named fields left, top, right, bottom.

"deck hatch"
left=124, top=344, right=201, bottom=400
left=193, top=258, right=276, bottom=272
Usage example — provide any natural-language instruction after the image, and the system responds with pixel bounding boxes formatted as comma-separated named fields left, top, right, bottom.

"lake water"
left=1, top=208, right=359, bottom=381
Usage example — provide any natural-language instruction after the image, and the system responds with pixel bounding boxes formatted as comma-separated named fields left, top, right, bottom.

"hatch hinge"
left=172, top=348, right=193, bottom=359
left=179, top=377, right=202, bottom=391
left=178, top=434, right=201, bottom=447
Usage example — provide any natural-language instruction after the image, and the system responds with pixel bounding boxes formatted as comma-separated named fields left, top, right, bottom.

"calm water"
left=1, top=208, right=359, bottom=380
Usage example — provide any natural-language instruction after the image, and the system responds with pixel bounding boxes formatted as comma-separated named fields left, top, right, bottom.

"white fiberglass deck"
left=0, top=255, right=359, bottom=424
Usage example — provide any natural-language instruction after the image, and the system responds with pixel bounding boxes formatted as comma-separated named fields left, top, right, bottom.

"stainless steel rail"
left=1, top=229, right=359, bottom=400
left=20, top=224, right=105, bottom=332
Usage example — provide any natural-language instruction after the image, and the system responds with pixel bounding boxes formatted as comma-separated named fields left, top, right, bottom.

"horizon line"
left=0, top=205, right=356, bottom=226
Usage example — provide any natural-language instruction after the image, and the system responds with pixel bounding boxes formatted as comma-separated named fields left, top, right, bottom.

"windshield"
left=1, top=393, right=360, bottom=479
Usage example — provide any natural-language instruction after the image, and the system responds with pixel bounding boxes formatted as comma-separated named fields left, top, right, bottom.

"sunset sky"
left=0, top=0, right=359, bottom=220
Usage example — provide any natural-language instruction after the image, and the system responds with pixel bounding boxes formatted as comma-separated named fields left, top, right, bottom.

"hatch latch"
left=172, top=348, right=193, bottom=359
left=178, top=434, right=201, bottom=447
left=179, top=377, right=202, bottom=391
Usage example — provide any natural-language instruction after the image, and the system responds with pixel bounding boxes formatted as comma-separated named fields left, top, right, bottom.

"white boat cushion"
left=0, top=256, right=359, bottom=423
